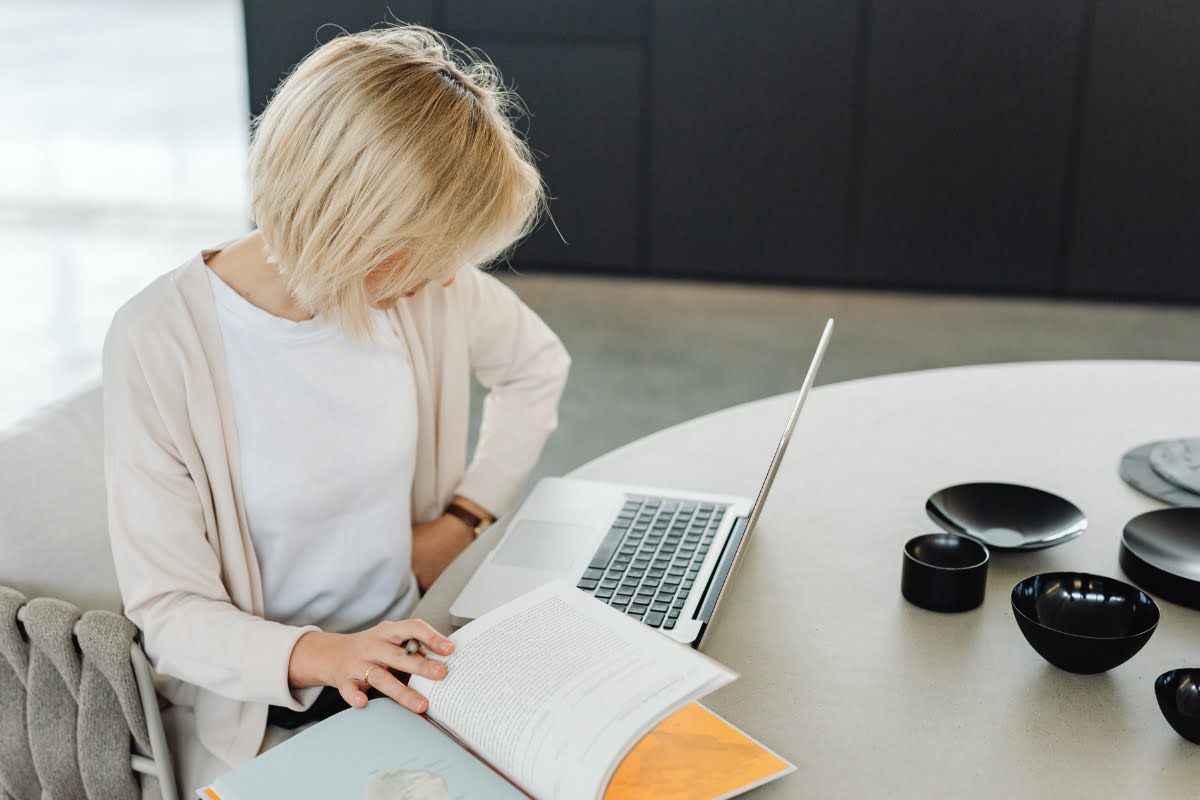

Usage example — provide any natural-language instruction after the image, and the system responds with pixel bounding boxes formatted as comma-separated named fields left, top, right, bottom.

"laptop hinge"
left=694, top=515, right=749, bottom=624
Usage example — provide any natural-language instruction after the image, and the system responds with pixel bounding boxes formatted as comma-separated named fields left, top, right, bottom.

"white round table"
left=416, top=361, right=1200, bottom=797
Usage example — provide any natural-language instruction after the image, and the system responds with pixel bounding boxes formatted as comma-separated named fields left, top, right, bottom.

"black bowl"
left=1010, top=573, right=1160, bottom=674
left=1120, top=508, right=1200, bottom=611
left=902, top=533, right=989, bottom=613
left=1155, top=669, right=1200, bottom=745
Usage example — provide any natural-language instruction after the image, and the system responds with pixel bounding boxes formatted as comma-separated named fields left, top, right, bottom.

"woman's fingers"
left=370, top=642, right=448, bottom=681
left=338, top=680, right=369, bottom=709
left=379, top=619, right=454, bottom=656
left=367, top=666, right=430, bottom=713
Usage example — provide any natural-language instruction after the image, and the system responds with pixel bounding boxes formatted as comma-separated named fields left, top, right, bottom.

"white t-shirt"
left=207, top=267, right=419, bottom=633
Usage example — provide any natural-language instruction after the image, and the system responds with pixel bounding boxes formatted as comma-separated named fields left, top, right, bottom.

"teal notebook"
left=202, top=698, right=524, bottom=800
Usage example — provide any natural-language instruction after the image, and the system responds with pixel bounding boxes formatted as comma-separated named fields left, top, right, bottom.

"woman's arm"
left=454, top=268, right=571, bottom=517
left=104, top=328, right=322, bottom=709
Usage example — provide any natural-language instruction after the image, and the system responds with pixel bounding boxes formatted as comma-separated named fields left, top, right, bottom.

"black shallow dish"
left=1120, top=508, right=1200, bottom=610
left=901, top=533, right=989, bottom=613
left=1156, top=669, right=1200, bottom=745
left=926, top=482, right=1086, bottom=550
left=1011, top=573, right=1160, bottom=674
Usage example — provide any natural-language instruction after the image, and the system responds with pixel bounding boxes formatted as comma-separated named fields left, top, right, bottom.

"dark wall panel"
left=650, top=0, right=859, bottom=282
left=242, top=0, right=434, bottom=116
left=445, top=0, right=641, bottom=39
left=857, top=1, right=1084, bottom=292
left=474, top=43, right=643, bottom=271
left=1067, top=0, right=1200, bottom=301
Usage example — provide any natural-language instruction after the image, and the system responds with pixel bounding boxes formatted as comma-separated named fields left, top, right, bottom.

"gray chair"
left=0, top=385, right=177, bottom=800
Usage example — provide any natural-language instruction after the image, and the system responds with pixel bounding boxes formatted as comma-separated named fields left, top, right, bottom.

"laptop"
left=450, top=319, right=835, bottom=648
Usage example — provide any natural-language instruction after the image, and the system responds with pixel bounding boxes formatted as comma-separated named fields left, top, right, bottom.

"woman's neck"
left=204, top=231, right=315, bottom=322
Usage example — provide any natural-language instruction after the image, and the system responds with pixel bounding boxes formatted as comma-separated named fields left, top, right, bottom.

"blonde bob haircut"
left=248, top=24, right=546, bottom=335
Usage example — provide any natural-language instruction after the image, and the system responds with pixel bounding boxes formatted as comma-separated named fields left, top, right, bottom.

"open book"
left=203, top=581, right=794, bottom=800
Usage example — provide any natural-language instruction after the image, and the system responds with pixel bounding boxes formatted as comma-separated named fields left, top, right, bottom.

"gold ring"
left=363, top=664, right=380, bottom=685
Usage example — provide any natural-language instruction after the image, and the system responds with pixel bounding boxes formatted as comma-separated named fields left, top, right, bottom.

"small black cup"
left=902, top=533, right=989, bottom=612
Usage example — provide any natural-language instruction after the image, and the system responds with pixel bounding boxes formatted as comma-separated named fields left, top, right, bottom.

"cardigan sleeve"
left=102, top=317, right=320, bottom=710
left=455, top=269, right=571, bottom=517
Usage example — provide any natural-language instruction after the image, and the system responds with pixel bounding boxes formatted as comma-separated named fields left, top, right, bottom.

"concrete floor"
left=4, top=0, right=1199, bottom=489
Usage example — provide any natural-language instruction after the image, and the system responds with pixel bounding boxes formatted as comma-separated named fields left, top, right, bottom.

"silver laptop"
left=451, top=319, right=835, bottom=648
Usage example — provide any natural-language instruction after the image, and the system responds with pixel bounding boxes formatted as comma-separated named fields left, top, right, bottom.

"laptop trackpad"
left=492, top=520, right=590, bottom=572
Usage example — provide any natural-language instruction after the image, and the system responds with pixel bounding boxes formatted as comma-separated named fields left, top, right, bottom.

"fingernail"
left=435, top=664, right=447, bottom=679
left=442, top=641, right=455, bottom=653
left=408, top=698, right=426, bottom=713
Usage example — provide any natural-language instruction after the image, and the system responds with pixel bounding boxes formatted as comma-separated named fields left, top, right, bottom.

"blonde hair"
left=248, top=24, right=545, bottom=335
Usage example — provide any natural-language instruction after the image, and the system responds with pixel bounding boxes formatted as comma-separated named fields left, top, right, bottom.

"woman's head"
left=248, top=24, right=545, bottom=334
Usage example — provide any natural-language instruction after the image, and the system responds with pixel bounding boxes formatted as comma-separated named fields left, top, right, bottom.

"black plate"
left=1119, top=441, right=1200, bottom=508
left=926, top=482, right=1086, bottom=551
left=1120, top=508, right=1200, bottom=610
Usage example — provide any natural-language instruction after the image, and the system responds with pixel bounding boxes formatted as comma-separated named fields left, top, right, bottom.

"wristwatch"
left=445, top=502, right=493, bottom=539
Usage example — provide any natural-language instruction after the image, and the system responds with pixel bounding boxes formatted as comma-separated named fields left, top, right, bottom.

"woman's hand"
left=288, top=620, right=454, bottom=713
left=411, top=513, right=475, bottom=592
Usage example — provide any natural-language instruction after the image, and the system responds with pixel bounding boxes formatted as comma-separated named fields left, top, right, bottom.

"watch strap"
left=445, top=502, right=487, bottom=538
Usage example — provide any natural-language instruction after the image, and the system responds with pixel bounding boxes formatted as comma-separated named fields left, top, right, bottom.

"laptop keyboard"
left=576, top=495, right=728, bottom=630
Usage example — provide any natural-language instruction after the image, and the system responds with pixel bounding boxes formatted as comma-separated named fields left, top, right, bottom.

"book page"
left=203, top=698, right=526, bottom=800
left=603, top=703, right=795, bottom=800
left=409, top=580, right=735, bottom=800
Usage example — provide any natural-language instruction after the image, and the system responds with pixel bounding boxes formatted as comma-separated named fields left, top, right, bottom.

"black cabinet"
left=445, top=0, right=642, bottom=38
left=1067, top=0, right=1200, bottom=301
left=467, top=41, right=643, bottom=271
left=650, top=0, right=859, bottom=282
left=242, top=1, right=435, bottom=117
left=241, top=0, right=1200, bottom=301
left=856, top=0, right=1085, bottom=292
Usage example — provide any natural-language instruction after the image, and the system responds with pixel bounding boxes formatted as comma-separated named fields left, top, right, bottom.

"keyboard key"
left=682, top=579, right=694, bottom=590
left=644, top=611, right=665, bottom=627
left=630, top=602, right=648, bottom=614
left=616, top=587, right=634, bottom=597
left=576, top=578, right=598, bottom=590
left=589, top=523, right=635, bottom=571
left=672, top=597, right=686, bottom=609
left=667, top=609, right=680, bottom=620
left=583, top=567, right=605, bottom=580
left=651, top=601, right=669, bottom=612
left=663, top=617, right=676, bottom=630
left=595, top=587, right=614, bottom=599
left=663, top=576, right=681, bottom=586
left=611, top=600, right=628, bottom=611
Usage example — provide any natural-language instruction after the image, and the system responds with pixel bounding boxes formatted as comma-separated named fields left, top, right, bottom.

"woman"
left=101, top=25, right=569, bottom=793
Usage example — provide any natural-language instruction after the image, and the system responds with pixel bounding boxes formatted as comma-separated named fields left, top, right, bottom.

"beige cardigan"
left=101, top=246, right=569, bottom=776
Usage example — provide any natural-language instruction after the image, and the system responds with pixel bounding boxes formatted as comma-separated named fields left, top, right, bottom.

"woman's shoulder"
left=104, top=251, right=210, bottom=363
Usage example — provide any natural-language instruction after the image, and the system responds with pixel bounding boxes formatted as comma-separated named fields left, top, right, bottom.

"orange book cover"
left=604, top=703, right=794, bottom=800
